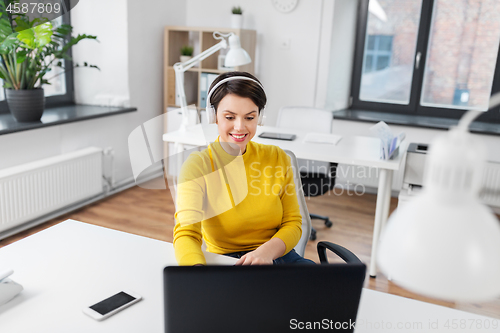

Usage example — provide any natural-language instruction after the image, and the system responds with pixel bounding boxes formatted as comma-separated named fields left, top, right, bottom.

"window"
left=361, top=34, right=400, bottom=103
left=351, top=0, right=500, bottom=123
left=363, top=35, right=393, bottom=74
left=0, top=11, right=74, bottom=114
left=43, top=16, right=67, bottom=98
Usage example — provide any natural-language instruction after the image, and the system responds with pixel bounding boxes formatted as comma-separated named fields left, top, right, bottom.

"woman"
left=173, top=71, right=314, bottom=266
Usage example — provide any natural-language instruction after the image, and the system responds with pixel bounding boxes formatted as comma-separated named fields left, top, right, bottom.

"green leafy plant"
left=232, top=6, right=242, bottom=15
left=0, top=0, right=99, bottom=90
left=180, top=45, right=193, bottom=56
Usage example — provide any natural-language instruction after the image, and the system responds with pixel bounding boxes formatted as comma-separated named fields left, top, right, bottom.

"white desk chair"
left=286, top=149, right=363, bottom=266
left=284, top=150, right=311, bottom=257
left=277, top=107, right=336, bottom=240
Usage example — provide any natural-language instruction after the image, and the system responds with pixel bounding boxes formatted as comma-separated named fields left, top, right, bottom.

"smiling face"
left=216, top=93, right=259, bottom=155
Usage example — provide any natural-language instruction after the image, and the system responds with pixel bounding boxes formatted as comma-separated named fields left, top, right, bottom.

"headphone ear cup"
left=257, top=107, right=266, bottom=126
left=206, top=105, right=216, bottom=124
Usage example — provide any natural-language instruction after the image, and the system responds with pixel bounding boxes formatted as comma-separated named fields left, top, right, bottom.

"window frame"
left=350, top=0, right=500, bottom=124
left=0, top=9, right=75, bottom=114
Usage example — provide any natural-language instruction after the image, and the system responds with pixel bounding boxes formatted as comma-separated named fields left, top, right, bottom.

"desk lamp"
left=173, top=32, right=251, bottom=132
left=377, top=94, right=500, bottom=302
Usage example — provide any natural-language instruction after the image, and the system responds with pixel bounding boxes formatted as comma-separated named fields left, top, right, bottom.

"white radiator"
left=0, top=147, right=103, bottom=233
left=337, top=162, right=500, bottom=208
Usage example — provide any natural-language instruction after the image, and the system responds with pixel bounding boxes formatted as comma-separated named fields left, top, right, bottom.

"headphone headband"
left=206, top=76, right=266, bottom=110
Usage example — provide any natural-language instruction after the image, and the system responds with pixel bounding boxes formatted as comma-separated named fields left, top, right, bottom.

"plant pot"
left=6, top=88, right=45, bottom=122
left=231, top=14, right=243, bottom=29
left=180, top=55, right=192, bottom=63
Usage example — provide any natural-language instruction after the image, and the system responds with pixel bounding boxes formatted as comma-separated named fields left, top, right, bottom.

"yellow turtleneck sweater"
left=173, top=138, right=302, bottom=265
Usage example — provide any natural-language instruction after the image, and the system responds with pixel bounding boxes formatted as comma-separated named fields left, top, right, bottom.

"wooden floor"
left=1, top=177, right=499, bottom=319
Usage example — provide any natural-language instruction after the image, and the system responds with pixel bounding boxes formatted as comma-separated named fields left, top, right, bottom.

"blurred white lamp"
left=173, top=32, right=251, bottom=132
left=377, top=95, right=500, bottom=302
left=369, top=0, right=388, bottom=22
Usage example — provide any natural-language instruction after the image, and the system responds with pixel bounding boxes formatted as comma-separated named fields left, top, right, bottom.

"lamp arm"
left=173, top=39, right=228, bottom=131
left=457, top=91, right=500, bottom=132
left=457, top=110, right=482, bottom=132
left=174, top=39, right=227, bottom=72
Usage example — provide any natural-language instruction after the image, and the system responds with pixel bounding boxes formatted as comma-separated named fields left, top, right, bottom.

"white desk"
left=0, top=221, right=234, bottom=333
left=1, top=221, right=498, bottom=333
left=163, top=124, right=408, bottom=277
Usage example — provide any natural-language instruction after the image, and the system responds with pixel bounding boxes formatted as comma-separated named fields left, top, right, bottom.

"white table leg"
left=369, top=169, right=393, bottom=277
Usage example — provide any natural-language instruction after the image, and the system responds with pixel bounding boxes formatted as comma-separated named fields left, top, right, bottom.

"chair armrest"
left=317, top=241, right=362, bottom=264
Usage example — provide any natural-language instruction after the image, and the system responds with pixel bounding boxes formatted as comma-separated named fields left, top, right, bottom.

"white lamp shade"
left=224, top=34, right=251, bottom=67
left=378, top=128, right=500, bottom=302
left=378, top=193, right=500, bottom=302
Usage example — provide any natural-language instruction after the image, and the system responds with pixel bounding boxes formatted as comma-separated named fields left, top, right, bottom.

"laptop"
left=163, top=264, right=366, bottom=333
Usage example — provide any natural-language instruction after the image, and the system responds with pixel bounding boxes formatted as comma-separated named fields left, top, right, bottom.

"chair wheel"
left=310, top=229, right=317, bottom=241
left=325, top=219, right=333, bottom=228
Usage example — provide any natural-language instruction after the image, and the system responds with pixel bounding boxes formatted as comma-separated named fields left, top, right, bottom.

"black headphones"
left=205, top=76, right=266, bottom=125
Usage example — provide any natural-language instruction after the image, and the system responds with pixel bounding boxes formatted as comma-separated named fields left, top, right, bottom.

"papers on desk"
left=370, top=121, right=406, bottom=160
left=304, top=133, right=342, bottom=145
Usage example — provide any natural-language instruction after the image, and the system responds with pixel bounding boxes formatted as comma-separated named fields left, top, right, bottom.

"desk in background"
left=163, top=124, right=408, bottom=277
left=1, top=221, right=498, bottom=333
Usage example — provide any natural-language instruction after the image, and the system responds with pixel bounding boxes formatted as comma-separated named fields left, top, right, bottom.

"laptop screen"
left=164, top=264, right=365, bottom=333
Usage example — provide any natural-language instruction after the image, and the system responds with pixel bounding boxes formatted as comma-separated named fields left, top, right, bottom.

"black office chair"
left=317, top=241, right=362, bottom=264
left=317, top=241, right=365, bottom=282
left=277, top=106, right=336, bottom=240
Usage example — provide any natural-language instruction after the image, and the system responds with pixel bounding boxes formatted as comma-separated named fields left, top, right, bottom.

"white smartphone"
left=83, top=290, right=142, bottom=321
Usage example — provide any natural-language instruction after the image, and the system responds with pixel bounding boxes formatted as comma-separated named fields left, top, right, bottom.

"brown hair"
left=208, top=71, right=267, bottom=114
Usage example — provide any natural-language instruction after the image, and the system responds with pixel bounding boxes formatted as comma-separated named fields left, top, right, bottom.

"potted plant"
left=180, top=45, right=193, bottom=63
left=231, top=6, right=243, bottom=29
left=0, top=1, right=98, bottom=122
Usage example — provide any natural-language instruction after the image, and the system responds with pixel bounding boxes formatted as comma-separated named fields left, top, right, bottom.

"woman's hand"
left=235, top=249, right=274, bottom=265
left=234, top=237, right=286, bottom=265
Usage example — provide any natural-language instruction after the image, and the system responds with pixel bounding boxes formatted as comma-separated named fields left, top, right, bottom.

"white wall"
left=186, top=0, right=325, bottom=126
left=314, top=0, right=336, bottom=109
left=71, top=0, right=130, bottom=106
left=323, top=0, right=358, bottom=110
left=0, top=0, right=187, bottom=185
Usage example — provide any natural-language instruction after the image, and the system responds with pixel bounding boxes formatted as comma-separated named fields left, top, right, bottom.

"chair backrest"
left=277, top=107, right=333, bottom=175
left=284, top=149, right=312, bottom=257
